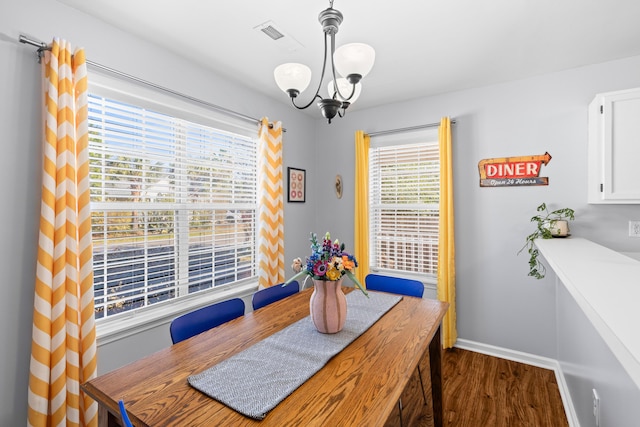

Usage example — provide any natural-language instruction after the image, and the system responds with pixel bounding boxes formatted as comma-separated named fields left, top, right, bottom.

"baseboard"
left=454, top=339, right=580, bottom=427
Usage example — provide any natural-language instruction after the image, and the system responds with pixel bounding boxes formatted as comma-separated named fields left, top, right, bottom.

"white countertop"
left=536, top=238, right=640, bottom=390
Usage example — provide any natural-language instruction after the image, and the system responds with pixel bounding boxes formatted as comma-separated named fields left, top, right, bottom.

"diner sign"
left=478, top=152, right=552, bottom=187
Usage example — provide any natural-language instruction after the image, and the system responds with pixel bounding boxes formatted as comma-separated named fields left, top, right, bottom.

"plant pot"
left=309, top=278, right=347, bottom=333
left=546, top=219, right=570, bottom=237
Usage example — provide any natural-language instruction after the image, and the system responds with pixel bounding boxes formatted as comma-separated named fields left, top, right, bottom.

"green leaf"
left=283, top=269, right=310, bottom=286
left=345, top=271, right=369, bottom=298
left=519, top=202, right=575, bottom=280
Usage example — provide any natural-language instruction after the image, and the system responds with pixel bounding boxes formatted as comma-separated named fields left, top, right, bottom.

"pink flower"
left=313, top=260, right=327, bottom=277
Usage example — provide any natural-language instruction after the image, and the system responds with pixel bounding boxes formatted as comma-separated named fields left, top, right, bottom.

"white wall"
left=3, top=0, right=640, bottom=425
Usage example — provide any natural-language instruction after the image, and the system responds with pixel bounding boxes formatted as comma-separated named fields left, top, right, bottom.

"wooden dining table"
left=82, top=288, right=449, bottom=426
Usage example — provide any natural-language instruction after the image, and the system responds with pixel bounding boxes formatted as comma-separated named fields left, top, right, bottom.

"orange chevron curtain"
left=257, top=118, right=284, bottom=288
left=27, top=39, right=97, bottom=427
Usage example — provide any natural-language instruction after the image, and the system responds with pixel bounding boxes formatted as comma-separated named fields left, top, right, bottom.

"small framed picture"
left=287, top=167, right=306, bottom=203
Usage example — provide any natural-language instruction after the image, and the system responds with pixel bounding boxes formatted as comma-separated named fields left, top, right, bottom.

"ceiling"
left=57, top=0, right=640, bottom=115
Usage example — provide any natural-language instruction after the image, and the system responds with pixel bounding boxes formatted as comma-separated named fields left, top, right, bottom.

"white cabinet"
left=588, top=87, right=640, bottom=203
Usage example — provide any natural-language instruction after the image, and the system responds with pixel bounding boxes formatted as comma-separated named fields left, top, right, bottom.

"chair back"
left=252, top=281, right=299, bottom=310
left=118, top=399, right=133, bottom=427
left=170, top=298, right=245, bottom=344
left=365, top=274, right=424, bottom=298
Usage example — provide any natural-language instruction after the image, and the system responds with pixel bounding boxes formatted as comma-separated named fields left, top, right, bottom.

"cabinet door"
left=589, top=88, right=640, bottom=203
left=603, top=91, right=640, bottom=201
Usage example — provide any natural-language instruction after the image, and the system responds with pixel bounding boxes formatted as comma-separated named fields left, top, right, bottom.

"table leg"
left=97, top=404, right=121, bottom=427
left=429, top=324, right=443, bottom=427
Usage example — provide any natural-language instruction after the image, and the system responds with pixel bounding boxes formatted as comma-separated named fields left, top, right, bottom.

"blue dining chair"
left=170, top=298, right=245, bottom=344
left=365, top=273, right=426, bottom=426
left=118, top=399, right=133, bottom=427
left=252, top=280, right=299, bottom=310
left=364, top=274, right=424, bottom=298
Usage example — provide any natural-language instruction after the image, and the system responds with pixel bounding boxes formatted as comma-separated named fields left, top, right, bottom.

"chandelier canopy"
left=273, top=1, right=375, bottom=123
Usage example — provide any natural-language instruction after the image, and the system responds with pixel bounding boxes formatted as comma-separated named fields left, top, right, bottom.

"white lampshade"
left=327, top=78, right=362, bottom=104
left=274, top=63, right=312, bottom=93
left=333, top=43, right=375, bottom=79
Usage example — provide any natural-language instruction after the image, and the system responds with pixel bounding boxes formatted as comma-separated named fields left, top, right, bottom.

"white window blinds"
left=369, top=132, right=439, bottom=277
left=88, top=93, right=257, bottom=320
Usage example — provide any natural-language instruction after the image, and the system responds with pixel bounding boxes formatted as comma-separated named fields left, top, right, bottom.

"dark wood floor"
left=389, top=347, right=569, bottom=427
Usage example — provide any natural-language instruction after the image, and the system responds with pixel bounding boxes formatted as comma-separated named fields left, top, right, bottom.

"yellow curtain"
left=437, top=117, right=457, bottom=348
left=257, top=118, right=284, bottom=287
left=353, top=130, right=370, bottom=285
left=28, top=38, right=97, bottom=427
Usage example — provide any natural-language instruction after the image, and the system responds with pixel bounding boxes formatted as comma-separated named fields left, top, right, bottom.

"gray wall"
left=556, top=281, right=640, bottom=427
left=2, top=0, right=640, bottom=424
left=314, top=56, right=640, bottom=426
left=316, top=56, right=640, bottom=360
left=0, top=0, right=315, bottom=423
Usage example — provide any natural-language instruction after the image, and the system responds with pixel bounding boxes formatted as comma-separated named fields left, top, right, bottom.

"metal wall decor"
left=478, top=152, right=552, bottom=187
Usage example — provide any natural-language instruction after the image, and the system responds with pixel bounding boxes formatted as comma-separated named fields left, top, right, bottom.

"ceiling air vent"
left=260, top=24, right=284, bottom=40
left=253, top=20, right=304, bottom=53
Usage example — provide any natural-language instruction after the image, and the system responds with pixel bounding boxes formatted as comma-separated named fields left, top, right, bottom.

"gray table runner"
left=188, top=290, right=402, bottom=420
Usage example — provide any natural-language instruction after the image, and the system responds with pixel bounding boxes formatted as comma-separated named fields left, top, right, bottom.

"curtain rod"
left=18, top=34, right=285, bottom=132
left=368, top=119, right=456, bottom=138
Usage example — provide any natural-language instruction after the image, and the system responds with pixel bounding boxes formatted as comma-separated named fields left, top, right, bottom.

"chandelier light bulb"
left=333, top=43, right=376, bottom=81
left=274, top=63, right=312, bottom=95
left=328, top=78, right=362, bottom=104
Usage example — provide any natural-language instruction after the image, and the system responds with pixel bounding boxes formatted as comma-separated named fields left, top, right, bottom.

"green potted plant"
left=518, top=203, right=575, bottom=279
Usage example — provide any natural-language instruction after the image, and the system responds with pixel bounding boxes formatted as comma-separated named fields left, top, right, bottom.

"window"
left=88, top=75, right=258, bottom=321
left=369, top=129, right=439, bottom=281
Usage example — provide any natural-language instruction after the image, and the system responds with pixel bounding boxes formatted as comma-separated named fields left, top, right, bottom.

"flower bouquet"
left=285, top=232, right=368, bottom=297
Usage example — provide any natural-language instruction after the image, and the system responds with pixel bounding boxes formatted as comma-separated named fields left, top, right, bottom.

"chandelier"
left=273, top=0, right=375, bottom=123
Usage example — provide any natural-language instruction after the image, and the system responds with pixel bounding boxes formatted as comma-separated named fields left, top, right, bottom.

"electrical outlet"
left=630, top=221, right=640, bottom=238
left=592, top=388, right=600, bottom=427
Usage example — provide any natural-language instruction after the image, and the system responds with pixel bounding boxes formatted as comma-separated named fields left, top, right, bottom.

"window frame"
left=368, top=128, right=440, bottom=287
left=87, top=72, right=259, bottom=344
